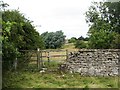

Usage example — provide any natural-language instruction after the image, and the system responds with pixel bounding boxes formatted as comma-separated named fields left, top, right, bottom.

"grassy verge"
left=3, top=58, right=119, bottom=88
left=3, top=70, right=119, bottom=88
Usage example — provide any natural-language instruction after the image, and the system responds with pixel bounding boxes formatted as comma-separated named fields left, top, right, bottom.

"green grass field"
left=3, top=61, right=119, bottom=88
left=62, top=43, right=75, bottom=49
left=3, top=70, right=119, bottom=88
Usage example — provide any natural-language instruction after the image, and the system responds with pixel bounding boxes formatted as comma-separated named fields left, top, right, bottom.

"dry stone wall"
left=65, top=49, right=120, bottom=76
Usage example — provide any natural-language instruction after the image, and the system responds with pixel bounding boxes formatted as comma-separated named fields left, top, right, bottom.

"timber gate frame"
left=37, top=48, right=69, bottom=70
left=15, top=48, right=69, bottom=70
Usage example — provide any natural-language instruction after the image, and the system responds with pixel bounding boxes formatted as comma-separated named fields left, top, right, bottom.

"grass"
left=3, top=70, right=119, bottom=88
left=62, top=43, right=75, bottom=49
left=3, top=43, right=119, bottom=88
left=62, top=43, right=78, bottom=50
left=3, top=61, right=119, bottom=88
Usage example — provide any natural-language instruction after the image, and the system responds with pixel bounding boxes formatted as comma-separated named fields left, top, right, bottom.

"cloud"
left=3, top=0, right=102, bottom=39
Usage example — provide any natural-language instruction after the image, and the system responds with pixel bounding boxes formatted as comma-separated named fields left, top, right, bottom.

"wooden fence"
left=15, top=48, right=69, bottom=70
left=36, top=48, right=69, bottom=70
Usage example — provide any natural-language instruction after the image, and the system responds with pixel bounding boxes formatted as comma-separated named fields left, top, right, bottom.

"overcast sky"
left=4, top=0, right=103, bottom=39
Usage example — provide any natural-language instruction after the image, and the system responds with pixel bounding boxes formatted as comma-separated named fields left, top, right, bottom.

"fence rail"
left=42, top=55, right=67, bottom=57
left=14, top=48, right=69, bottom=70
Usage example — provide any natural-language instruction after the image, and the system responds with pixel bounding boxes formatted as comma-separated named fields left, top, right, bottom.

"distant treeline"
left=68, top=36, right=89, bottom=49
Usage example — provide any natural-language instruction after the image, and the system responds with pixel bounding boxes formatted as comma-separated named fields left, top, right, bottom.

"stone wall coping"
left=78, top=49, right=120, bottom=52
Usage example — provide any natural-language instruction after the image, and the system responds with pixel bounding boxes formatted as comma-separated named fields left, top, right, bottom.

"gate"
left=40, top=49, right=68, bottom=71
left=15, top=49, right=69, bottom=71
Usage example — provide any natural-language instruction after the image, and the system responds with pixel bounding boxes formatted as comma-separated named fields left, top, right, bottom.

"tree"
left=68, top=37, right=77, bottom=43
left=41, top=30, right=66, bottom=49
left=84, top=37, right=89, bottom=41
left=75, top=40, right=87, bottom=49
left=85, top=2, right=120, bottom=49
left=2, top=10, right=44, bottom=70
left=78, top=36, right=84, bottom=41
left=0, top=1, right=9, bottom=11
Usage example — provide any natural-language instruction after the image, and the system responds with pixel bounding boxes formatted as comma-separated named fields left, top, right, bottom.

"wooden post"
left=47, top=51, right=50, bottom=66
left=118, top=49, right=120, bottom=88
left=40, top=50, right=43, bottom=68
left=14, top=48, right=18, bottom=70
left=37, top=48, right=40, bottom=70
left=66, top=49, right=68, bottom=61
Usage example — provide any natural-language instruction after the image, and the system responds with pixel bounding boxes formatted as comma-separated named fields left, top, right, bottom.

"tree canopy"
left=68, top=37, right=77, bottom=43
left=41, top=30, right=66, bottom=49
left=2, top=9, right=44, bottom=70
left=85, top=2, right=120, bottom=49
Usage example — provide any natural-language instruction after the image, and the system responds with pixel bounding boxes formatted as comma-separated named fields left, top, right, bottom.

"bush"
left=75, top=40, right=87, bottom=49
left=2, top=10, right=44, bottom=71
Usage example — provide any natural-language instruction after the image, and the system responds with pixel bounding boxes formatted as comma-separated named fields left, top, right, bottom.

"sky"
left=3, top=0, right=103, bottom=39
